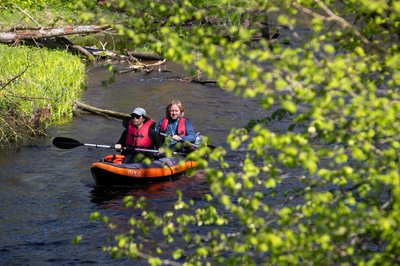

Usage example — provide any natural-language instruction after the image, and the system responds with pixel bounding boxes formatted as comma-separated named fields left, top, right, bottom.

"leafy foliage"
left=0, top=0, right=76, bottom=10
left=81, top=0, right=400, bottom=265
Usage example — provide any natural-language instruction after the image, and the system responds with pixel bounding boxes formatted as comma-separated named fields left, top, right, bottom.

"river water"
left=0, top=62, right=267, bottom=265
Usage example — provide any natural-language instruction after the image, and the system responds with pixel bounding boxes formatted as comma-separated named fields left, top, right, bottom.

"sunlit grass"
left=0, top=44, right=85, bottom=145
left=0, top=3, right=126, bottom=30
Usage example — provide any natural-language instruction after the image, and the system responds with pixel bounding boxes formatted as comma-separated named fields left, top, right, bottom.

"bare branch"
left=293, top=1, right=370, bottom=45
left=0, top=65, right=29, bottom=91
left=12, top=4, right=42, bottom=28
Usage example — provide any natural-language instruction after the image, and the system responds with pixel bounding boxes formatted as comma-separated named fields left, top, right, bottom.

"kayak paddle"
left=52, top=137, right=159, bottom=153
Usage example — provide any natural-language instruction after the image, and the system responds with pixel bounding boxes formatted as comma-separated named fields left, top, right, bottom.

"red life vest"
left=125, top=119, right=155, bottom=148
left=159, top=117, right=187, bottom=137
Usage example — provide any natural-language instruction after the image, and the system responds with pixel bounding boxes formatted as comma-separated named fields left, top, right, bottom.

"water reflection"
left=90, top=170, right=209, bottom=207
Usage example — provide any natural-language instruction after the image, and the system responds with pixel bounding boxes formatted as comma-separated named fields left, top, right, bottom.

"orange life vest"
left=125, top=119, right=155, bottom=148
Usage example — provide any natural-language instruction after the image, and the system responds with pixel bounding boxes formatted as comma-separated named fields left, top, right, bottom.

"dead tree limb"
left=1, top=64, right=29, bottom=91
left=0, top=25, right=111, bottom=44
left=73, top=100, right=130, bottom=120
left=192, top=79, right=217, bottom=84
left=118, top=59, right=167, bottom=74
left=126, top=51, right=164, bottom=61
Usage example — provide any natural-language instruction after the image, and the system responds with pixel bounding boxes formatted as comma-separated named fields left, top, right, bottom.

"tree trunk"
left=73, top=100, right=130, bottom=120
left=0, top=25, right=110, bottom=43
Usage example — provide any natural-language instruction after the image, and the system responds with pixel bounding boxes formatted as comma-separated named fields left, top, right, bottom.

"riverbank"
left=0, top=44, right=85, bottom=146
left=0, top=2, right=124, bottom=147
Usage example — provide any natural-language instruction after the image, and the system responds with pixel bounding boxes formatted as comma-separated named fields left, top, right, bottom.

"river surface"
left=0, top=62, right=267, bottom=265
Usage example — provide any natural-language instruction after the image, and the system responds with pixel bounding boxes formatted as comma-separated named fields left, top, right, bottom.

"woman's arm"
left=155, top=119, right=162, bottom=133
left=181, top=119, right=196, bottom=143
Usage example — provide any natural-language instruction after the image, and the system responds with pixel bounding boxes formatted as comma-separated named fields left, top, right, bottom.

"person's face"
left=131, top=114, right=144, bottom=127
left=168, top=104, right=181, bottom=120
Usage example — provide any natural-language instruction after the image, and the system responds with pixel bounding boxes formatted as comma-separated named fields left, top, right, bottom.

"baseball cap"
left=131, top=107, right=146, bottom=117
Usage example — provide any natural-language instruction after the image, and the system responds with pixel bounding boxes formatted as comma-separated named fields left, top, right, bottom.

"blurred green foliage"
left=2, top=0, right=398, bottom=264
left=83, top=0, right=400, bottom=264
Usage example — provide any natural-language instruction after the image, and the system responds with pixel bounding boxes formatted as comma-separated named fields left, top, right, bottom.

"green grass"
left=0, top=44, right=85, bottom=145
left=0, top=3, right=78, bottom=30
left=0, top=1, right=127, bottom=30
left=0, top=1, right=143, bottom=146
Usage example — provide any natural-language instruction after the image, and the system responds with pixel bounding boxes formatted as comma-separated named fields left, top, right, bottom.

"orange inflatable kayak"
left=91, top=154, right=198, bottom=185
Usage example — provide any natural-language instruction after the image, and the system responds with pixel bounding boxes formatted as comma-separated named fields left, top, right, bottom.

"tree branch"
left=293, top=1, right=370, bottom=45
left=0, top=25, right=111, bottom=44
left=73, top=100, right=130, bottom=120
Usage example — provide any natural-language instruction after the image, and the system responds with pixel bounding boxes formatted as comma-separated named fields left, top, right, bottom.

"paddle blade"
left=52, top=137, right=83, bottom=149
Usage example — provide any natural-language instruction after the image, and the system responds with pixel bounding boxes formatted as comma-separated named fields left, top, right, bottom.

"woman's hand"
left=172, top=135, right=182, bottom=141
left=115, top=144, right=122, bottom=151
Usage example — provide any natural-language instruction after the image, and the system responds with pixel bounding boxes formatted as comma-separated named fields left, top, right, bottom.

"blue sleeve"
left=181, top=119, right=196, bottom=143
left=155, top=119, right=163, bottom=133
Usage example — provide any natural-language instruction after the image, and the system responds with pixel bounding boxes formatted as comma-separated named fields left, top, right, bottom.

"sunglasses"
left=131, top=114, right=142, bottom=119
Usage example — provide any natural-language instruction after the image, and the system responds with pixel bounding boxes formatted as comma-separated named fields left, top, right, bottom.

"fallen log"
left=73, top=100, right=130, bottom=120
left=0, top=25, right=111, bottom=43
left=118, top=58, right=167, bottom=74
left=126, top=51, right=164, bottom=61
left=192, top=79, right=217, bottom=84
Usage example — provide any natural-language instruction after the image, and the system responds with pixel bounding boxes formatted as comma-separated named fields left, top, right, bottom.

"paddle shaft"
left=159, top=132, right=199, bottom=148
left=53, top=137, right=159, bottom=153
left=80, top=142, right=185, bottom=155
left=83, top=143, right=159, bottom=153
left=83, top=143, right=113, bottom=149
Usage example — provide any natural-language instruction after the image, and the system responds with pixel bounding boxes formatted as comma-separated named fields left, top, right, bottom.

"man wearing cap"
left=115, top=107, right=162, bottom=163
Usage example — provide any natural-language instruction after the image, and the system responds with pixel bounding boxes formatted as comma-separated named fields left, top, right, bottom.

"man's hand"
left=115, top=144, right=122, bottom=151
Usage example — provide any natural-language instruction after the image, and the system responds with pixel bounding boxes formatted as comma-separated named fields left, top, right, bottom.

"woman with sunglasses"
left=156, top=100, right=196, bottom=151
left=115, top=107, right=162, bottom=164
